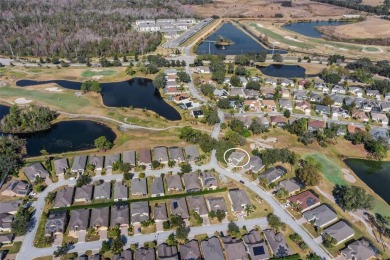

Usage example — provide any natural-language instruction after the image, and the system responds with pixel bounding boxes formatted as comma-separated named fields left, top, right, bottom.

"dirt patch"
left=342, top=168, right=356, bottom=183
left=45, top=87, right=63, bottom=92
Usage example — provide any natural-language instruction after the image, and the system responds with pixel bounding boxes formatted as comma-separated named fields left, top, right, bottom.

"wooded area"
left=0, top=0, right=208, bottom=58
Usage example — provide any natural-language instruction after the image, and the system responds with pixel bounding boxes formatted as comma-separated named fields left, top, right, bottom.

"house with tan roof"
left=295, top=100, right=311, bottom=113
left=261, top=99, right=277, bottom=111
left=347, top=124, right=366, bottom=134
left=269, top=116, right=287, bottom=127
left=244, top=100, right=261, bottom=111
left=139, top=149, right=152, bottom=168
left=352, top=110, right=369, bottom=123
left=307, top=120, right=325, bottom=132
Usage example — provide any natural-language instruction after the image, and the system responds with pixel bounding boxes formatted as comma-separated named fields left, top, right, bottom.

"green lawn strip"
left=0, top=87, right=90, bottom=112
left=249, top=23, right=313, bottom=49
left=81, top=70, right=117, bottom=77
left=364, top=47, right=380, bottom=52
left=303, top=153, right=347, bottom=186
left=0, top=241, right=22, bottom=254
left=311, top=38, right=362, bottom=51
left=50, top=187, right=227, bottom=212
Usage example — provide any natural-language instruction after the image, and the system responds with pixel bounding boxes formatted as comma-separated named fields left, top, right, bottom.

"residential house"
left=0, top=234, right=14, bottom=245
left=236, top=116, right=252, bottom=129
left=295, top=100, right=311, bottom=114
left=244, top=100, right=261, bottom=111
left=315, top=83, right=330, bottom=93
left=206, top=197, right=228, bottom=213
left=165, top=87, right=182, bottom=95
left=322, top=221, right=355, bottom=245
left=228, top=189, right=252, bottom=214
left=166, top=175, right=183, bottom=192
left=0, top=200, right=21, bottom=232
left=259, top=167, right=286, bottom=185
left=293, top=90, right=307, bottom=100
left=331, top=106, right=349, bottom=119
left=348, top=125, right=366, bottom=134
left=281, top=89, right=290, bottom=98
left=243, top=230, right=270, bottom=260
left=340, top=239, right=377, bottom=260
left=45, top=211, right=67, bottom=236
left=330, top=95, right=344, bottom=107
left=261, top=99, right=277, bottom=111
left=298, top=80, right=306, bottom=89
left=269, top=116, right=287, bottom=127
left=370, top=128, right=390, bottom=144
left=90, top=206, right=109, bottom=230
left=263, top=229, right=291, bottom=258
left=105, top=154, right=120, bottom=170
left=196, top=66, right=211, bottom=74
left=68, top=209, right=90, bottom=233
left=256, top=116, right=270, bottom=128
left=192, top=109, right=204, bottom=118
left=187, top=196, right=208, bottom=216
left=366, top=89, right=381, bottom=100
left=1, top=180, right=31, bottom=197
left=303, top=204, right=338, bottom=228
left=74, top=185, right=93, bottom=203
left=184, top=145, right=200, bottom=164
left=230, top=87, right=245, bottom=97
left=139, top=149, right=152, bottom=168
left=170, top=197, right=189, bottom=219
left=200, top=236, right=224, bottom=260
left=169, top=147, right=185, bottom=163
left=93, top=182, right=111, bottom=200
left=53, top=158, right=69, bottom=176
left=287, top=190, right=320, bottom=213
left=182, top=172, right=202, bottom=193
left=71, top=156, right=87, bottom=173
left=114, top=181, right=128, bottom=201
left=165, top=68, right=177, bottom=76
left=381, top=101, right=390, bottom=112
left=264, top=78, right=277, bottom=86
left=278, top=99, right=293, bottom=111
left=362, top=100, right=379, bottom=112
left=310, top=93, right=323, bottom=103
left=213, top=89, right=229, bottom=99
left=173, top=94, right=190, bottom=104
left=331, top=85, right=346, bottom=94
left=88, top=155, right=104, bottom=171
left=131, top=178, right=147, bottom=196
left=110, top=204, right=130, bottom=228
left=154, top=147, right=169, bottom=164
left=221, top=236, right=248, bottom=260
left=371, top=112, right=389, bottom=125
left=240, top=77, right=248, bottom=87
left=123, top=150, right=136, bottom=167
left=244, top=89, right=260, bottom=99
left=23, top=163, right=50, bottom=183
left=307, top=120, right=325, bottom=132
left=276, top=179, right=301, bottom=195
left=385, top=92, right=390, bottom=101
left=53, top=187, right=74, bottom=208
left=157, top=243, right=179, bottom=260
left=349, top=86, right=363, bottom=97
left=228, top=150, right=247, bottom=165
left=352, top=110, right=369, bottom=123
left=260, top=88, right=275, bottom=99
left=135, top=248, right=155, bottom=260
left=151, top=177, right=165, bottom=197
left=131, top=201, right=149, bottom=224
left=154, top=203, right=168, bottom=221
left=200, top=171, right=218, bottom=190
left=314, top=105, right=330, bottom=115
left=344, top=96, right=362, bottom=108
left=180, top=240, right=202, bottom=260
left=243, top=156, right=264, bottom=173
left=280, top=78, right=294, bottom=87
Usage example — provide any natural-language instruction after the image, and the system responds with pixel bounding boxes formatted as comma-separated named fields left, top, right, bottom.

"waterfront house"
left=276, top=179, right=301, bottom=195
left=23, top=163, right=50, bottom=183
left=1, top=180, right=31, bottom=197
left=105, top=153, right=120, bottom=170
left=123, top=150, right=136, bottom=166
left=88, top=155, right=104, bottom=171
left=303, top=204, right=338, bottom=228
left=287, top=190, right=320, bottom=212
left=71, top=156, right=87, bottom=173
left=322, top=221, right=355, bottom=245
left=54, top=158, right=69, bottom=176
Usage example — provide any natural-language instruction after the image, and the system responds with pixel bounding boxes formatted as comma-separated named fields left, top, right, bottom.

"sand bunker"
left=45, top=87, right=63, bottom=92
left=92, top=75, right=103, bottom=80
left=256, top=23, right=264, bottom=28
left=15, top=97, right=32, bottom=104
left=284, top=36, right=303, bottom=43
left=342, top=168, right=356, bottom=183
left=91, top=69, right=103, bottom=72
left=339, top=48, right=347, bottom=51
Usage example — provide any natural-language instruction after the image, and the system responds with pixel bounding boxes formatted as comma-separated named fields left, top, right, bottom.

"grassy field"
left=364, top=46, right=381, bottom=52
left=81, top=69, right=117, bottom=77
left=0, top=241, right=22, bottom=254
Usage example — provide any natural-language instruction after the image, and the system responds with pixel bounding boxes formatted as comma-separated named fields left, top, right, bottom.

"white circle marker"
left=223, top=147, right=251, bottom=168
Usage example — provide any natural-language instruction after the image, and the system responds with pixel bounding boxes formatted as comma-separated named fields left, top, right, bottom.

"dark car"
left=239, top=180, right=245, bottom=184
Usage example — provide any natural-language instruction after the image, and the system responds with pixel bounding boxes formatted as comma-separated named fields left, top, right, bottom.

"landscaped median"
left=49, top=187, right=228, bottom=212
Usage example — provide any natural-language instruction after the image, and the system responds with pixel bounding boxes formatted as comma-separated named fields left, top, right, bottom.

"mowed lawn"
left=0, top=87, right=90, bottom=112
left=81, top=69, right=117, bottom=77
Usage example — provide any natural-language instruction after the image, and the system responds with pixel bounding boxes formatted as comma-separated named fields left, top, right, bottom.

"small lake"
left=0, top=104, right=10, bottom=121
left=344, top=158, right=390, bottom=205
left=258, top=64, right=306, bottom=78
left=18, top=120, right=117, bottom=157
left=16, top=78, right=181, bottom=121
left=282, top=21, right=350, bottom=38
left=197, top=23, right=287, bottom=55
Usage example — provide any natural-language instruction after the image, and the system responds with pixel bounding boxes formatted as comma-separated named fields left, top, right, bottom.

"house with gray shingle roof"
left=259, top=167, right=285, bottom=185
left=23, top=163, right=50, bottom=182
left=228, top=189, right=252, bottom=214
left=45, top=211, right=67, bottom=236
left=135, top=248, right=155, bottom=260
left=131, top=178, right=147, bottom=196
left=123, top=150, right=136, bottom=166
left=315, top=104, right=330, bottom=115
left=170, top=197, right=189, bottom=219
left=228, top=151, right=246, bottom=165
left=206, top=197, right=227, bottom=213
left=187, top=196, right=208, bottom=216
left=322, top=221, right=355, bottom=245
left=151, top=177, right=164, bottom=197
left=71, top=156, right=87, bottom=173
left=168, top=147, right=185, bottom=163
left=200, top=171, right=218, bottom=190
left=74, top=185, right=93, bottom=203
left=53, top=158, right=69, bottom=176
left=154, top=147, right=169, bottom=164
left=243, top=156, right=264, bottom=173
left=90, top=206, right=109, bottom=230
left=340, top=239, right=377, bottom=260
left=1, top=180, right=31, bottom=197
left=105, top=153, right=120, bottom=169
left=278, top=98, right=293, bottom=111
left=157, top=243, right=179, bottom=260
left=182, top=172, right=201, bottom=193
left=154, top=203, right=168, bottom=221
left=184, top=145, right=200, bottom=164
left=110, top=204, right=129, bottom=228
left=0, top=200, right=21, bottom=232
left=0, top=233, right=14, bottom=245
left=221, top=236, right=248, bottom=260
left=276, top=179, right=301, bottom=195
left=263, top=229, right=291, bottom=258
left=201, top=236, right=224, bottom=260
left=139, top=149, right=152, bottom=168
left=88, top=155, right=104, bottom=171
left=303, top=204, right=338, bottom=228
left=114, top=181, right=128, bottom=201
left=131, top=201, right=149, bottom=224
left=113, top=248, right=132, bottom=260
left=93, top=182, right=111, bottom=200
left=68, top=209, right=90, bottom=232
left=243, top=230, right=270, bottom=260
left=54, top=187, right=74, bottom=208
left=166, top=175, right=183, bottom=191
left=180, top=240, right=202, bottom=260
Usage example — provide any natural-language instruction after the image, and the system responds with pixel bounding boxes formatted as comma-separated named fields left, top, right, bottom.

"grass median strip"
left=50, top=187, right=228, bottom=212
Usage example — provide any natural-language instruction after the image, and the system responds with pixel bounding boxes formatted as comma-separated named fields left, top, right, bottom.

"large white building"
left=136, top=18, right=195, bottom=32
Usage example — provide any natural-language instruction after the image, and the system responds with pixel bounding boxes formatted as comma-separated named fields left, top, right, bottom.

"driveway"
left=95, top=170, right=102, bottom=176
left=133, top=224, right=141, bottom=236
left=77, top=230, right=86, bottom=243
left=156, top=221, right=164, bottom=232
left=106, top=169, right=112, bottom=175
left=120, top=226, right=128, bottom=236
left=98, top=230, right=107, bottom=240
left=202, top=216, right=210, bottom=226
left=53, top=234, right=63, bottom=246
left=296, top=217, right=307, bottom=224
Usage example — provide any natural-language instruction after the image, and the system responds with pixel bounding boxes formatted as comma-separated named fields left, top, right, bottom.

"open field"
left=362, top=0, right=384, bottom=5
left=80, top=69, right=117, bottom=78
